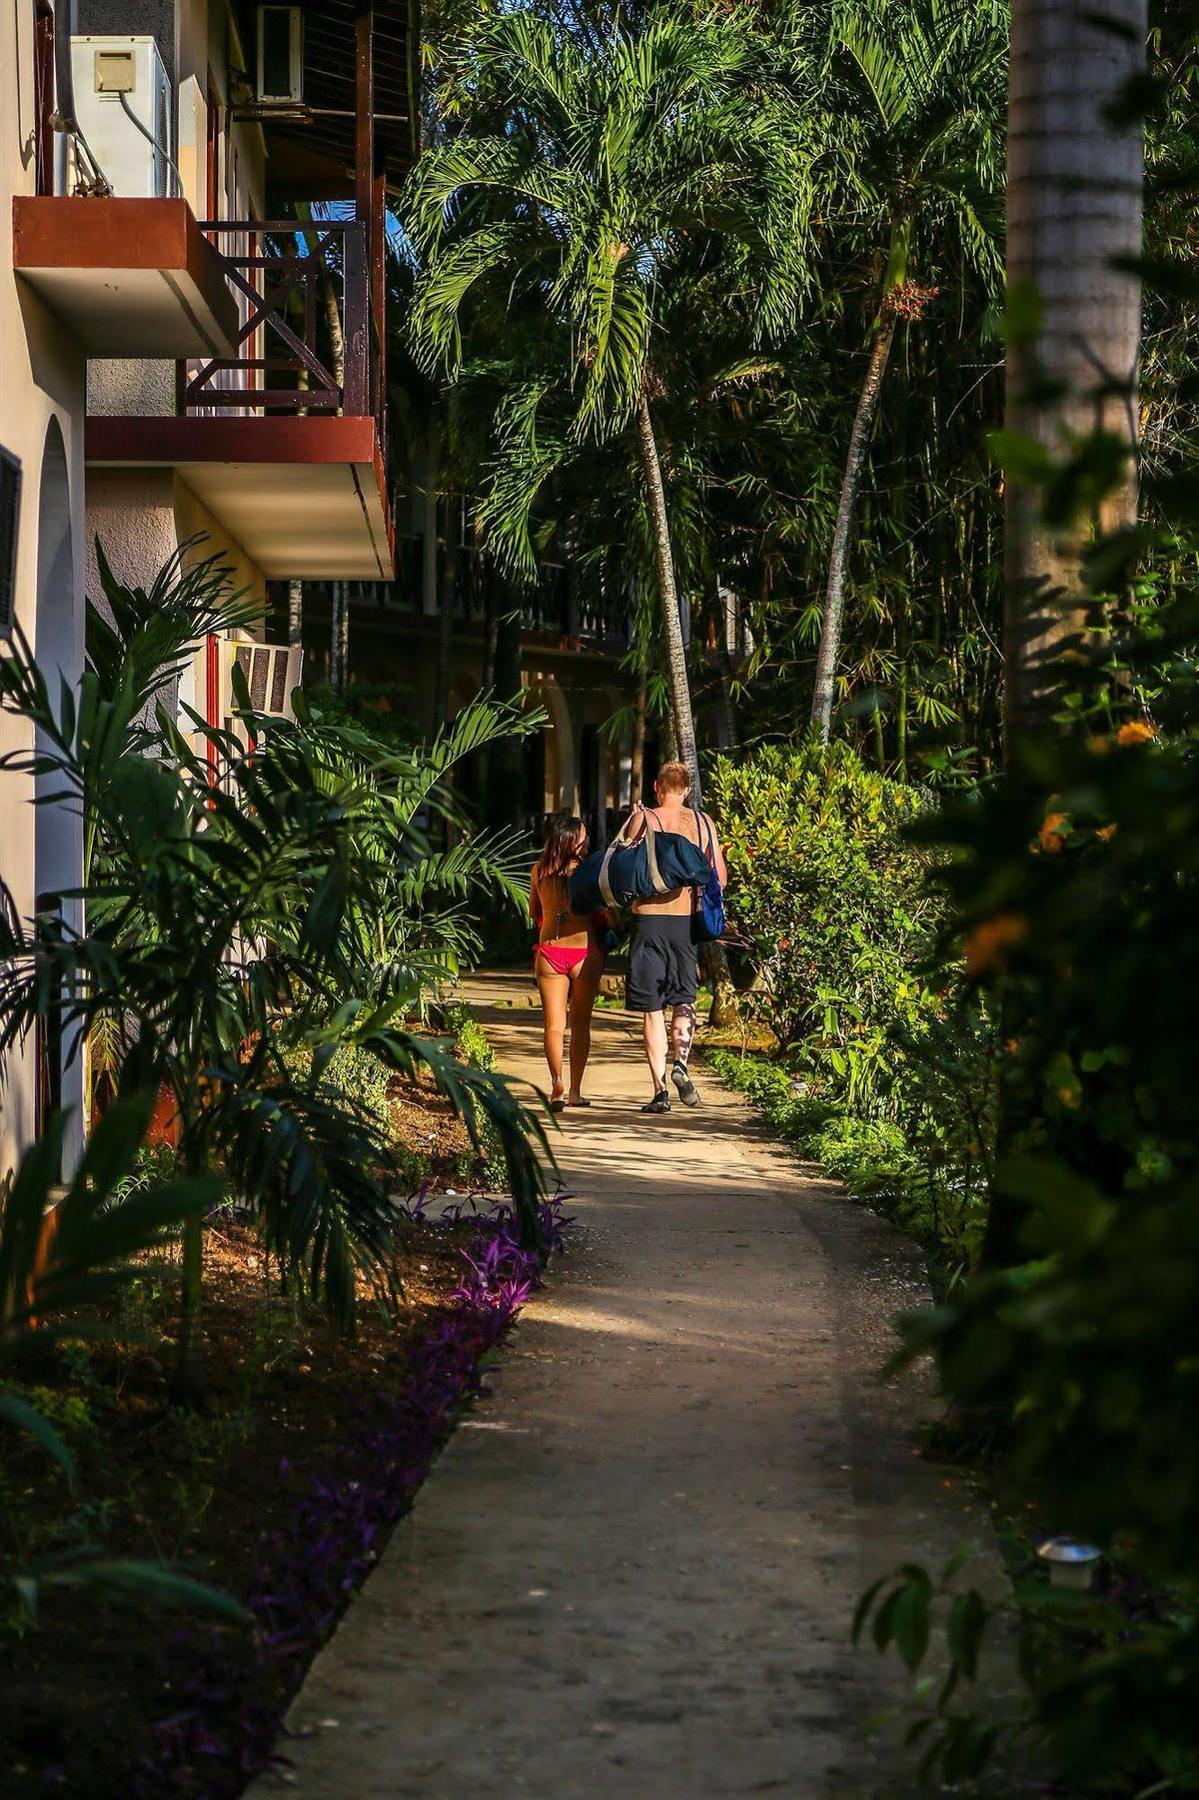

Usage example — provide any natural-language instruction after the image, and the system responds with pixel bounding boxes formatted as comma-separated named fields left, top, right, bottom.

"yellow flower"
left=1096, top=823, right=1118, bottom=843
left=965, top=914, right=1028, bottom=979
left=1117, top=719, right=1156, bottom=746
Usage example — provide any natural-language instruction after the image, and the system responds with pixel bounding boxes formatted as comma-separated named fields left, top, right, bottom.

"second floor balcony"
left=87, top=217, right=393, bottom=581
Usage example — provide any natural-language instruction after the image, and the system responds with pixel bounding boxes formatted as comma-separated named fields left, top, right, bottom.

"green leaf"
left=893, top=1578, right=931, bottom=1671
left=0, top=1391, right=75, bottom=1486
left=41, top=1558, right=250, bottom=1621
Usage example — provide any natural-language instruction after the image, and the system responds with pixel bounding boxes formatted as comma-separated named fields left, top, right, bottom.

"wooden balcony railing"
left=181, top=219, right=379, bottom=432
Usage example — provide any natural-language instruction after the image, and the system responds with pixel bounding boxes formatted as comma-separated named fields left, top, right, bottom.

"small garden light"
left=1037, top=1537, right=1102, bottom=1590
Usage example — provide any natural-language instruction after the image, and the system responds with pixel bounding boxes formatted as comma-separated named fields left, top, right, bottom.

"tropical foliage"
left=0, top=550, right=548, bottom=1405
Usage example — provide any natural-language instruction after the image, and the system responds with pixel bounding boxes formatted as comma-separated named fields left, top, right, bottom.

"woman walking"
left=530, top=813, right=606, bottom=1111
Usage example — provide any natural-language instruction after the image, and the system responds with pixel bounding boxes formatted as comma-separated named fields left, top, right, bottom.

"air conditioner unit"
left=178, top=634, right=303, bottom=758
left=256, top=7, right=303, bottom=104
left=64, top=37, right=172, bottom=198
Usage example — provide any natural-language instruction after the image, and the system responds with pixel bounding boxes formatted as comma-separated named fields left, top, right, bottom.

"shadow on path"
left=251, top=971, right=1012, bottom=1799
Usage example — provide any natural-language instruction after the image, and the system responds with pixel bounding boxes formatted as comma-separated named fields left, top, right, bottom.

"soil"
left=0, top=1080, right=487, bottom=1800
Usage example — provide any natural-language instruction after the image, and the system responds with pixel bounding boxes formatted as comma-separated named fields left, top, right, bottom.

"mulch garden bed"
left=0, top=1075, right=551, bottom=1799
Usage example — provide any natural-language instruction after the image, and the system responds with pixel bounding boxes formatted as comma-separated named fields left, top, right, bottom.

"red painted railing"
left=182, top=219, right=378, bottom=432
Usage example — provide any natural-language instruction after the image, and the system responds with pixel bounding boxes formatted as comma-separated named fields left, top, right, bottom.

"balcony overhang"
left=86, top=415, right=393, bottom=581
left=12, top=198, right=239, bottom=359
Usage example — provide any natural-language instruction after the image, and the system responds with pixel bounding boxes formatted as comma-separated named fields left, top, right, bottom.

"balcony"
left=12, top=196, right=240, bottom=358
left=86, top=220, right=392, bottom=581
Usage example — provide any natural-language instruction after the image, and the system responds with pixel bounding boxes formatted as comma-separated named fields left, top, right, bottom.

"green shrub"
left=709, top=743, right=995, bottom=1272
left=709, top=741, right=939, bottom=1087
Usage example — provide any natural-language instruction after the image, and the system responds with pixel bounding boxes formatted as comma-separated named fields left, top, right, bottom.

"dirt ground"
left=0, top=1077, right=486, bottom=1800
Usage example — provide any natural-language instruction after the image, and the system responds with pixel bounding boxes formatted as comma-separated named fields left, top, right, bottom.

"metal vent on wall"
left=0, top=448, right=20, bottom=636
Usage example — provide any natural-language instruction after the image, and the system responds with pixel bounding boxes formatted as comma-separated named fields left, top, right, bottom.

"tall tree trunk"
left=984, top=0, right=1146, bottom=1275
left=434, top=495, right=456, bottom=732
left=330, top=582, right=343, bottom=692
left=630, top=670, right=647, bottom=804
left=338, top=581, right=350, bottom=689
left=318, top=268, right=346, bottom=402
left=634, top=389, right=736, bottom=1023
left=636, top=381, right=700, bottom=800
left=716, top=580, right=740, bottom=751
left=1003, top=0, right=1145, bottom=739
left=810, top=314, right=899, bottom=741
left=486, top=596, right=524, bottom=830
left=288, top=362, right=309, bottom=648
left=170, top=1208, right=205, bottom=1407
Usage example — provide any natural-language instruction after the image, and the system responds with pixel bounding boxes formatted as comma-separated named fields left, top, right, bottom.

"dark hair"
left=536, top=812, right=588, bottom=881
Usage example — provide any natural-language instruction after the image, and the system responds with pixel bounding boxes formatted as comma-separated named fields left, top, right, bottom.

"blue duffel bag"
left=568, top=810, right=712, bottom=912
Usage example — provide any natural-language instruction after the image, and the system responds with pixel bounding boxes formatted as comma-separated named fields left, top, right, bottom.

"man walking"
left=624, top=761, right=728, bottom=1113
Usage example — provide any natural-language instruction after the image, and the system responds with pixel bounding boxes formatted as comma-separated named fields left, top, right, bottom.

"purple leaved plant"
left=132, top=1194, right=570, bottom=1798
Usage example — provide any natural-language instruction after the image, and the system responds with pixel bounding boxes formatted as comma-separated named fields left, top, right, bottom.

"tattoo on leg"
left=671, top=1003, right=697, bottom=1068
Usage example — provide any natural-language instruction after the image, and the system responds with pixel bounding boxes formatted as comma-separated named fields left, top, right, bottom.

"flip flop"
left=566, top=1097, right=591, bottom=1108
left=549, top=1097, right=567, bottom=1114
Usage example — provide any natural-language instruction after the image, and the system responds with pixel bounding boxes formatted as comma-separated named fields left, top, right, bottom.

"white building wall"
left=85, top=0, right=270, bottom=602
left=1, top=0, right=88, bottom=1176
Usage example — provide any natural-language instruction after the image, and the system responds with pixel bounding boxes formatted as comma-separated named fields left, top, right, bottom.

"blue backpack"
left=691, top=809, right=726, bottom=944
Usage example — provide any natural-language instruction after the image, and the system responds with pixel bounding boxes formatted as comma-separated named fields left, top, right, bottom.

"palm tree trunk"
left=434, top=497, right=456, bottom=732
left=330, top=582, right=343, bottom=691
left=288, top=363, right=309, bottom=648
left=170, top=1209, right=205, bottom=1407
left=318, top=268, right=346, bottom=403
left=338, top=582, right=350, bottom=689
left=636, top=382, right=700, bottom=800
left=984, top=0, right=1146, bottom=1276
left=634, top=387, right=737, bottom=1022
left=630, top=670, right=647, bottom=804
left=810, top=313, right=899, bottom=741
left=1003, top=0, right=1145, bottom=740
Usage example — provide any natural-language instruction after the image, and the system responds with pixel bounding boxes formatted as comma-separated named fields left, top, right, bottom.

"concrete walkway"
left=254, top=973, right=1002, bottom=1799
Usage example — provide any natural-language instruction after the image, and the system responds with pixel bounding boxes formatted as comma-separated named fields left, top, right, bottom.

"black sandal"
left=671, top=1063, right=700, bottom=1108
left=641, top=1089, right=671, bottom=1114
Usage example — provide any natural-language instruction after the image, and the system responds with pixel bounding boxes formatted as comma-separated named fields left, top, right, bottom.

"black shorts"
left=626, top=914, right=698, bottom=1012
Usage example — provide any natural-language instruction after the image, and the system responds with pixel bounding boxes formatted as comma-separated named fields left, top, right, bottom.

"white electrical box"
left=62, top=36, right=173, bottom=198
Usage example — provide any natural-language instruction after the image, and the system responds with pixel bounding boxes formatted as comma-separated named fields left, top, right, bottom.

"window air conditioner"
left=64, top=37, right=173, bottom=198
left=179, top=634, right=304, bottom=758
left=256, top=7, right=303, bottom=104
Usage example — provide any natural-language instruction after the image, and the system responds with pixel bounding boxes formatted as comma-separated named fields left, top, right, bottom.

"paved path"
left=254, top=973, right=1004, bottom=1799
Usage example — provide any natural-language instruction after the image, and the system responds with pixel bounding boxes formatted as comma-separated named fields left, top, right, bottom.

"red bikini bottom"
left=535, top=944, right=593, bottom=977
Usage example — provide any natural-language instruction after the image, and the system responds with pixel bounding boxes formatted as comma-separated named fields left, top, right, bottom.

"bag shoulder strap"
left=692, top=806, right=716, bottom=866
left=642, top=808, right=668, bottom=894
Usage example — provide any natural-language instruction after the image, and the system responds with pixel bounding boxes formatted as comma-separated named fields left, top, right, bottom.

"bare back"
left=530, top=867, right=594, bottom=947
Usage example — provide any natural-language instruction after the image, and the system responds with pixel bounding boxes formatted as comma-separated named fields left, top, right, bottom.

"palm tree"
left=803, top=0, right=1006, bottom=741
left=1003, top=0, right=1146, bottom=734
left=0, top=555, right=549, bottom=1403
left=403, top=10, right=807, bottom=801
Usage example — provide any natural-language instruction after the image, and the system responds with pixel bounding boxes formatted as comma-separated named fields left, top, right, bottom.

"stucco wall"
left=85, top=467, right=266, bottom=609
left=1, top=0, right=89, bottom=1175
